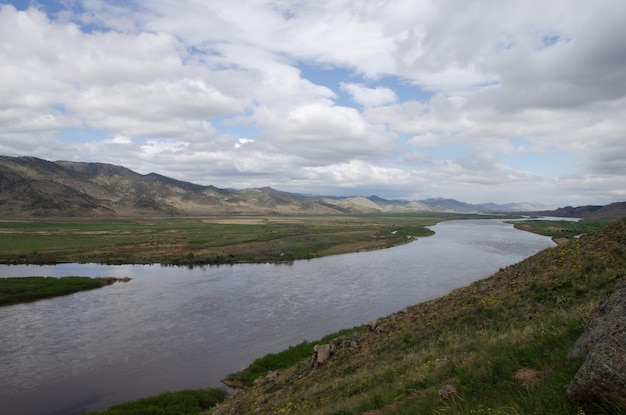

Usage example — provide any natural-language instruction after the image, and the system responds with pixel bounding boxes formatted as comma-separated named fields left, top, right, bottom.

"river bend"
left=0, top=219, right=555, bottom=415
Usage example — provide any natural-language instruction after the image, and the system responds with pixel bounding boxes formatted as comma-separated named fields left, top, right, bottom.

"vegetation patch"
left=82, top=387, right=228, bottom=415
left=0, top=214, right=479, bottom=265
left=0, top=276, right=124, bottom=306
left=510, top=219, right=604, bottom=241
left=224, top=327, right=366, bottom=388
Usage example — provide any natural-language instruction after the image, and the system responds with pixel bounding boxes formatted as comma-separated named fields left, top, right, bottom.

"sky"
left=0, top=1, right=625, bottom=206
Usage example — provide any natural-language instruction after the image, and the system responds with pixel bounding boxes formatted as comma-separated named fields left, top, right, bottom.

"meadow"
left=0, top=213, right=470, bottom=265
left=510, top=220, right=604, bottom=242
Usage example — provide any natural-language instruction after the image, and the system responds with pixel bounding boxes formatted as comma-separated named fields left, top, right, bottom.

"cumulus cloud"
left=340, top=83, right=397, bottom=107
left=0, top=1, right=625, bottom=205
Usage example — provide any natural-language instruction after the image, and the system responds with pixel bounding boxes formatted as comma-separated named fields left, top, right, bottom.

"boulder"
left=566, top=281, right=626, bottom=410
left=368, top=319, right=385, bottom=334
left=311, top=342, right=336, bottom=367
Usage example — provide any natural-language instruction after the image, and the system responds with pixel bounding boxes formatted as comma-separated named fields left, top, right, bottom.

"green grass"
left=0, top=276, right=119, bottom=306
left=0, top=214, right=471, bottom=265
left=83, top=387, right=228, bottom=415
left=510, top=219, right=604, bottom=240
left=215, top=218, right=626, bottom=414
left=224, top=327, right=367, bottom=388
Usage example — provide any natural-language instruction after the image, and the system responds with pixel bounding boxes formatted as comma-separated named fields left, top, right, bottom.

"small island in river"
left=0, top=276, right=131, bottom=306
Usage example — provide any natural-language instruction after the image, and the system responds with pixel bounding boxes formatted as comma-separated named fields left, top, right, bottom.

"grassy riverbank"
left=83, top=388, right=228, bottom=415
left=0, top=213, right=475, bottom=265
left=0, top=276, right=125, bottom=306
left=511, top=220, right=604, bottom=243
left=211, top=218, right=626, bottom=414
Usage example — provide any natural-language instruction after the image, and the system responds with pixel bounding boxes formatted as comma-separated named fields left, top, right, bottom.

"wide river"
left=0, top=219, right=556, bottom=415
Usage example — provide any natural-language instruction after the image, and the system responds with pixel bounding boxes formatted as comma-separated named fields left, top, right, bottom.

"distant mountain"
left=420, top=197, right=476, bottom=212
left=366, top=195, right=410, bottom=205
left=0, top=155, right=621, bottom=218
left=0, top=156, right=333, bottom=217
left=582, top=202, right=626, bottom=222
left=522, top=203, right=626, bottom=222
left=419, top=197, right=550, bottom=213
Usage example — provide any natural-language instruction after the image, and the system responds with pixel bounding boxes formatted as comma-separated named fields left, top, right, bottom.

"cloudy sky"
left=1, top=0, right=625, bottom=206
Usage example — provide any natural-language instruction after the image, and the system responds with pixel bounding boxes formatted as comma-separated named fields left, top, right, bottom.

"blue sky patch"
left=57, top=127, right=111, bottom=143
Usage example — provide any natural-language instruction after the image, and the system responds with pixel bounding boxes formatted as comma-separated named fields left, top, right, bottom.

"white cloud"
left=340, top=83, right=397, bottom=107
left=0, top=1, right=625, bottom=205
left=140, top=139, right=189, bottom=155
left=103, top=135, right=133, bottom=145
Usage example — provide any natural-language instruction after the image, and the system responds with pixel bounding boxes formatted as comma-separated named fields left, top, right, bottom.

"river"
left=0, top=219, right=555, bottom=415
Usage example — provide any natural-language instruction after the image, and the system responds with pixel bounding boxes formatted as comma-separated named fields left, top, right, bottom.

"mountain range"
left=0, top=155, right=621, bottom=219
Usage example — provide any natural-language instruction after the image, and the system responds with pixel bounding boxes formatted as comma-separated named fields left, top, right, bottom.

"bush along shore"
left=82, top=388, right=229, bottom=415
left=213, top=218, right=626, bottom=415
left=0, top=276, right=131, bottom=306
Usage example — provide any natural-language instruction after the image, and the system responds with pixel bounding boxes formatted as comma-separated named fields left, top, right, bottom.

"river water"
left=0, top=219, right=555, bottom=415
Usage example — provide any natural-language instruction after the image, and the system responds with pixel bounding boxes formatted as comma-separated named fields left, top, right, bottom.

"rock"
left=566, top=281, right=626, bottom=409
left=368, top=319, right=385, bottom=334
left=221, top=378, right=243, bottom=389
left=311, top=342, right=336, bottom=367
left=438, top=384, right=458, bottom=400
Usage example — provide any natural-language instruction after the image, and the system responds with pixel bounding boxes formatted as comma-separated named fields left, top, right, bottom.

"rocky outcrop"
left=566, top=281, right=626, bottom=410
left=368, top=319, right=385, bottom=334
left=311, top=342, right=336, bottom=367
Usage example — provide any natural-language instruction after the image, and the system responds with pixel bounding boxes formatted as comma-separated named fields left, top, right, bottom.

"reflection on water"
left=0, top=219, right=555, bottom=415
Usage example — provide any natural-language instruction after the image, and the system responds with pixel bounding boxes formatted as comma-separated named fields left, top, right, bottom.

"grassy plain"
left=0, top=213, right=472, bottom=265
left=0, top=276, right=122, bottom=306
left=213, top=218, right=626, bottom=414
left=511, top=220, right=604, bottom=243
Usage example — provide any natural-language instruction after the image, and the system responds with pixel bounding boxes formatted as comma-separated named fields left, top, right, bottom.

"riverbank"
left=510, top=219, right=604, bottom=245
left=0, top=213, right=477, bottom=265
left=210, top=218, right=626, bottom=414
left=0, top=276, right=130, bottom=306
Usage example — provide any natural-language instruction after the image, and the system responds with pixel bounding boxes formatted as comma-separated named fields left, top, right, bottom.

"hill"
left=582, top=202, right=626, bottom=222
left=2, top=155, right=439, bottom=216
left=529, top=203, right=626, bottom=223
left=0, top=156, right=338, bottom=216
left=211, top=218, right=626, bottom=414
left=0, top=155, right=572, bottom=217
